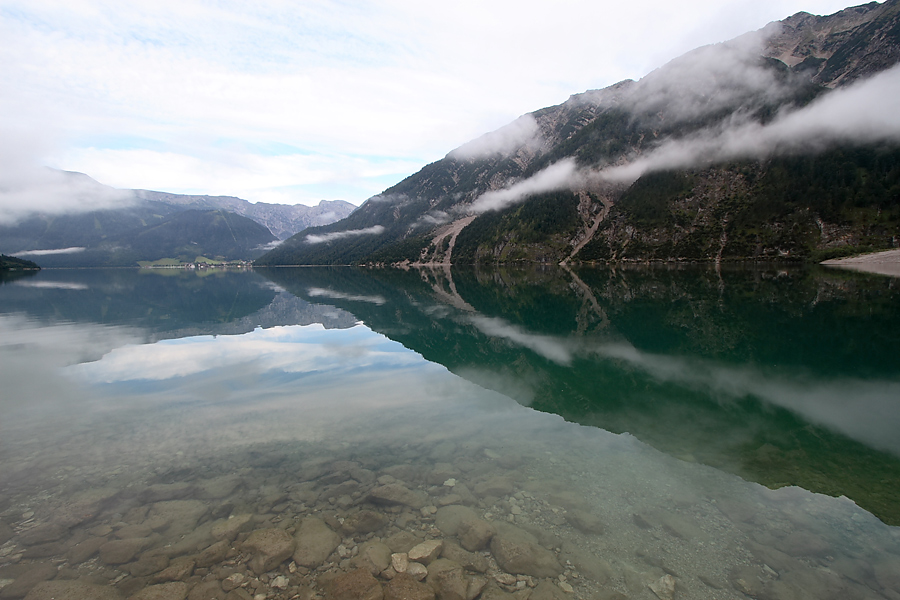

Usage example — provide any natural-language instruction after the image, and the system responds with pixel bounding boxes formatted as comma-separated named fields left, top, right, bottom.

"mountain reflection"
left=259, top=264, right=900, bottom=526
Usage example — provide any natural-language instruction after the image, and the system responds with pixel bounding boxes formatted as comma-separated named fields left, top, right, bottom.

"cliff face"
left=257, top=0, right=900, bottom=266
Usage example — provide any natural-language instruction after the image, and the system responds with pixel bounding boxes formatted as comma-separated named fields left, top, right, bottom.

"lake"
left=1, top=265, right=899, bottom=600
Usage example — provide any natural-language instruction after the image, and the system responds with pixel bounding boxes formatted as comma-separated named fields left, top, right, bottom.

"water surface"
left=1, top=266, right=899, bottom=600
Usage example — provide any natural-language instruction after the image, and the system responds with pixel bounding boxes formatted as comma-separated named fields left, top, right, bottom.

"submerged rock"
left=425, top=559, right=467, bottom=600
left=326, top=567, right=384, bottom=600
left=128, top=581, right=188, bottom=600
left=367, top=485, right=428, bottom=510
left=243, top=528, right=294, bottom=575
left=384, top=572, right=435, bottom=600
left=489, top=525, right=561, bottom=578
left=293, top=517, right=340, bottom=568
left=23, top=580, right=123, bottom=600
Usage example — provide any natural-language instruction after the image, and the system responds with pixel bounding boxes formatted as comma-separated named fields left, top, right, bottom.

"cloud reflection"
left=465, top=314, right=900, bottom=456
left=70, top=324, right=421, bottom=384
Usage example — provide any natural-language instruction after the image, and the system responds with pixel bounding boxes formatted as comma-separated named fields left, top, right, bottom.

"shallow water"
left=1, top=266, right=899, bottom=600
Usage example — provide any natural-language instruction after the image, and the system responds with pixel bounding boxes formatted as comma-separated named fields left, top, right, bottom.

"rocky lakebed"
left=2, top=433, right=899, bottom=600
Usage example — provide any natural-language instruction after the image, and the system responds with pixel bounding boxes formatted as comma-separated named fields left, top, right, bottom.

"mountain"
left=0, top=171, right=356, bottom=266
left=133, top=190, right=356, bottom=240
left=256, top=0, right=900, bottom=266
left=14, top=209, right=277, bottom=268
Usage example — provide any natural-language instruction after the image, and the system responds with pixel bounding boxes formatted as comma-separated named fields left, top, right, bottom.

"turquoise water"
left=0, top=266, right=898, bottom=600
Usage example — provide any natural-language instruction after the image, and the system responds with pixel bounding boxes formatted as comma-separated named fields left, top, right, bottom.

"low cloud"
left=254, top=240, right=283, bottom=252
left=304, top=225, right=385, bottom=244
left=602, top=64, right=900, bottom=183
left=630, top=26, right=791, bottom=123
left=465, top=64, right=900, bottom=213
left=0, top=143, right=134, bottom=224
left=13, top=247, right=86, bottom=257
left=449, top=115, right=543, bottom=161
left=467, top=159, right=583, bottom=214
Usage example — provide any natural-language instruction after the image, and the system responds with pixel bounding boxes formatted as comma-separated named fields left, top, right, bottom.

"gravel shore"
left=821, top=248, right=900, bottom=277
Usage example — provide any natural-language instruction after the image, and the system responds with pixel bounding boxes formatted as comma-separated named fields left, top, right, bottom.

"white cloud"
left=449, top=115, right=542, bottom=161
left=304, top=225, right=385, bottom=244
left=464, top=62, right=900, bottom=211
left=601, top=63, right=900, bottom=184
left=12, top=247, right=87, bottom=257
left=467, top=160, right=582, bottom=214
left=0, top=0, right=863, bottom=210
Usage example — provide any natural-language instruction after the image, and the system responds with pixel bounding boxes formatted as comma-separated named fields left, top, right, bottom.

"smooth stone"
left=386, top=532, right=420, bottom=554
left=325, top=567, right=383, bottom=600
left=384, top=573, right=435, bottom=600
left=66, top=537, right=109, bottom=565
left=210, top=515, right=253, bottom=542
left=457, top=519, right=495, bottom=552
left=146, top=501, right=208, bottom=534
left=116, top=525, right=154, bottom=539
left=17, top=524, right=69, bottom=547
left=0, top=564, right=57, bottom=600
left=341, top=511, right=388, bottom=535
left=21, top=542, right=66, bottom=559
left=127, top=554, right=170, bottom=577
left=465, top=576, right=488, bottom=600
left=406, top=562, right=428, bottom=582
left=187, top=580, right=224, bottom=600
left=440, top=542, right=488, bottom=573
left=242, top=528, right=294, bottom=575
left=434, top=507, right=478, bottom=537
left=152, top=557, right=196, bottom=583
left=472, top=477, right=514, bottom=499
left=407, top=540, right=443, bottom=566
left=392, top=553, right=409, bottom=573
left=221, top=573, right=244, bottom=592
left=529, top=581, right=567, bottom=600
left=489, top=525, right=562, bottom=578
left=23, top=580, right=123, bottom=600
left=293, top=517, right=340, bottom=568
left=195, top=540, right=230, bottom=568
left=354, top=540, right=392, bottom=575
left=367, top=485, right=428, bottom=510
left=426, top=559, right=467, bottom=600
left=100, top=538, right=151, bottom=565
left=648, top=574, right=675, bottom=600
left=129, top=582, right=189, bottom=600
left=564, top=510, right=604, bottom=535
left=478, top=584, right=514, bottom=600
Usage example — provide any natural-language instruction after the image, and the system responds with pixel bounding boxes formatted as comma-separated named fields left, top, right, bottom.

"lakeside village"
left=137, top=258, right=255, bottom=270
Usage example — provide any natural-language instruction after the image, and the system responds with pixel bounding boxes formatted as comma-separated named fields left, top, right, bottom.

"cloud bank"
left=304, top=225, right=385, bottom=244
left=0, top=165, right=134, bottom=225
left=465, top=63, right=900, bottom=213
left=449, top=115, right=542, bottom=160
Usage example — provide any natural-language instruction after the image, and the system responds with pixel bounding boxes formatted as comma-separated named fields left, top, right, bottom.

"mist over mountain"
left=257, top=0, right=900, bottom=266
left=0, top=171, right=356, bottom=267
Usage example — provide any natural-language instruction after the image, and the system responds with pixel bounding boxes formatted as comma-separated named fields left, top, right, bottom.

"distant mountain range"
left=256, top=0, right=900, bottom=266
left=0, top=171, right=356, bottom=267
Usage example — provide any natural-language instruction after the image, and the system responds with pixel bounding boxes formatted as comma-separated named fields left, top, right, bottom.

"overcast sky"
left=0, top=0, right=860, bottom=208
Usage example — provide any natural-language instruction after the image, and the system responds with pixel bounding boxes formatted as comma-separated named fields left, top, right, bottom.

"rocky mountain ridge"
left=0, top=171, right=356, bottom=266
left=256, top=0, right=900, bottom=266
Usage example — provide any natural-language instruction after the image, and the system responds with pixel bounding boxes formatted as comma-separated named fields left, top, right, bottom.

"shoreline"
left=821, top=248, right=900, bottom=278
